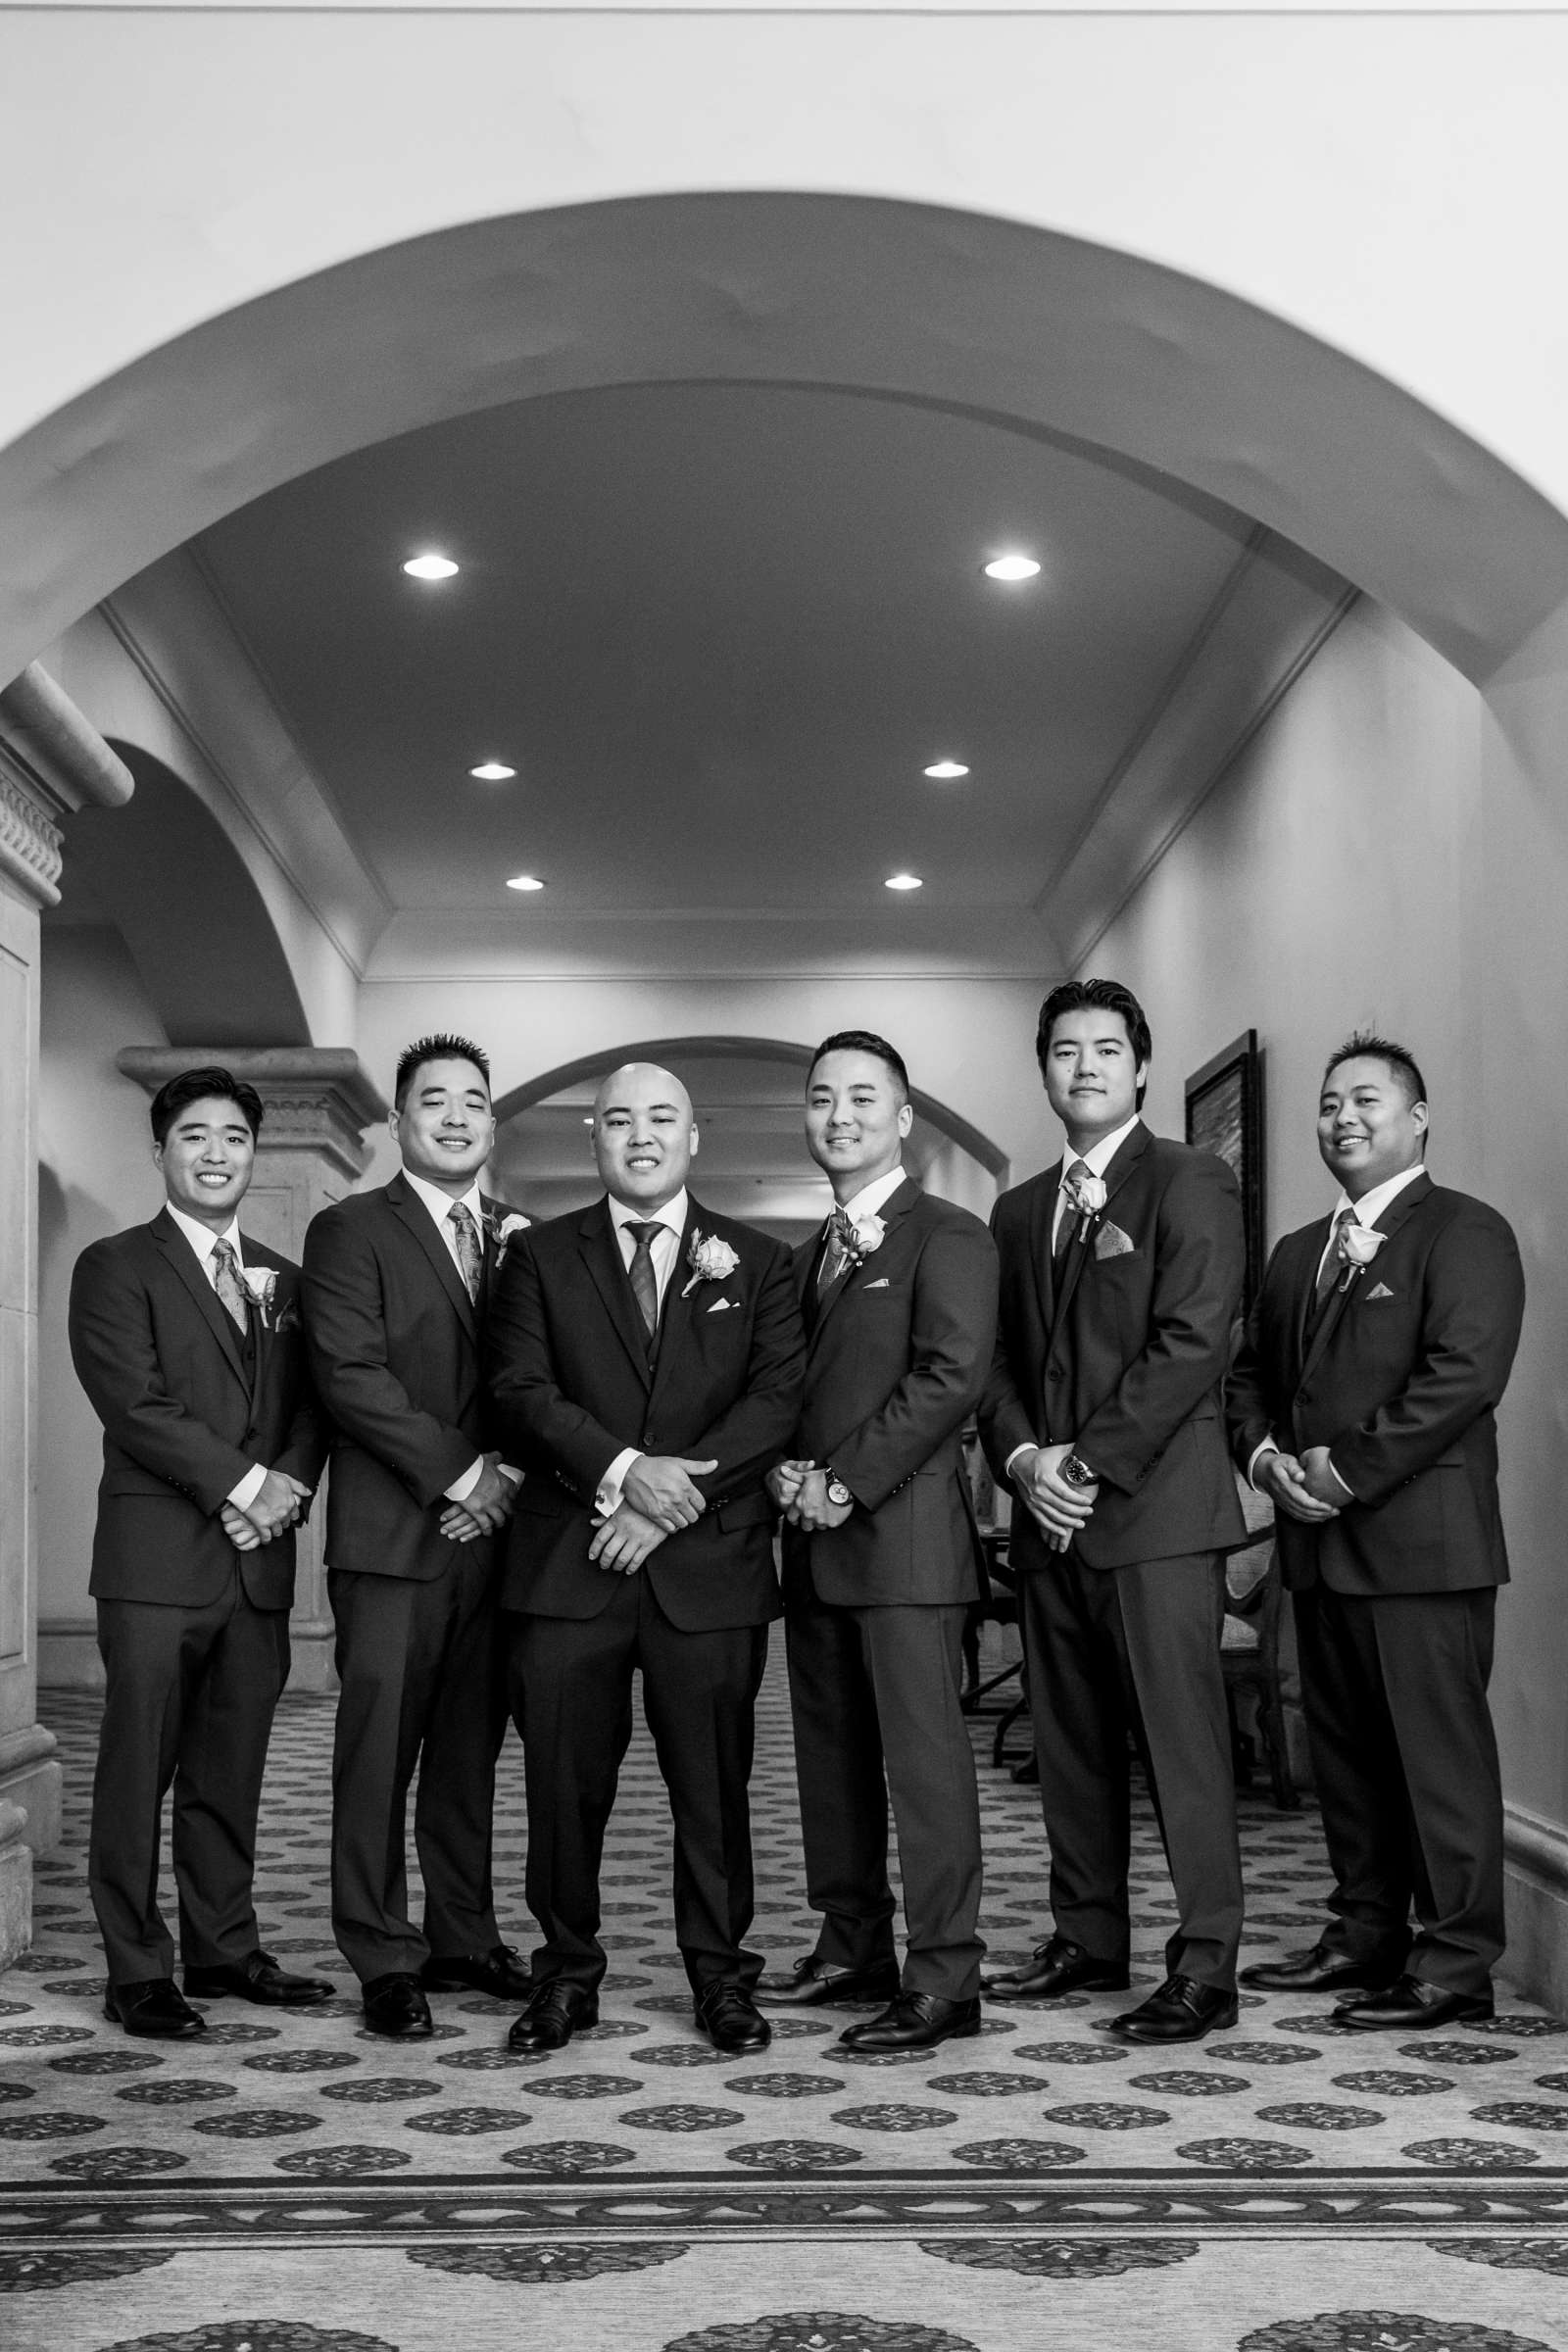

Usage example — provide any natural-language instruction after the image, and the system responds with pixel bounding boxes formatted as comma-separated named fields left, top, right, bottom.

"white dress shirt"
left=1249, top=1158, right=1428, bottom=1495
left=401, top=1167, right=515, bottom=1504
left=597, top=1188, right=692, bottom=1513
left=165, top=1203, right=268, bottom=1512
left=829, top=1161, right=907, bottom=1236
left=1006, top=1115, right=1143, bottom=1478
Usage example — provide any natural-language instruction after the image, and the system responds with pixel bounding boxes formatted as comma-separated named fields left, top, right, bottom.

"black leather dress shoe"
left=184, top=1950, right=334, bottom=2006
left=838, top=1991, right=982, bottom=2051
left=1334, top=1974, right=1494, bottom=2032
left=695, top=1983, right=772, bottom=2054
left=419, top=1944, right=531, bottom=2001
left=1239, top=1941, right=1407, bottom=1995
left=105, top=1979, right=207, bottom=2038
left=508, top=1980, right=599, bottom=2053
left=1106, top=1975, right=1239, bottom=2043
left=361, top=1972, right=434, bottom=2038
left=982, top=1936, right=1129, bottom=2002
left=755, top=1954, right=902, bottom=2008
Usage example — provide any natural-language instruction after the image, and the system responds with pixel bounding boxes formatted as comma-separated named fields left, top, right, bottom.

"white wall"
left=1088, top=599, right=1568, bottom=2002
left=37, top=926, right=169, bottom=1684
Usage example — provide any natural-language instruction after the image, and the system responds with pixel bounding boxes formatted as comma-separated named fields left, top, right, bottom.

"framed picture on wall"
left=1185, top=1030, right=1265, bottom=1308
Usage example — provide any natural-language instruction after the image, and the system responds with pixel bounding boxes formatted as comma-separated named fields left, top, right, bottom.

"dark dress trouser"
left=1293, top=1580, right=1502, bottom=1992
left=328, top=1546, right=510, bottom=1984
left=785, top=1574, right=984, bottom=2000
left=510, top=1573, right=768, bottom=1995
left=91, top=1574, right=290, bottom=1984
left=1018, top=1545, right=1244, bottom=1990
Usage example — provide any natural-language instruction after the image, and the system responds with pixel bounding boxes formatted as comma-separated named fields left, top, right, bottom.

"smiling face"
left=392, top=1056, right=496, bottom=1196
left=1317, top=1054, right=1428, bottom=1200
left=593, top=1063, right=697, bottom=1212
left=155, top=1096, right=257, bottom=1231
left=805, top=1048, right=913, bottom=1202
left=1041, top=1006, right=1148, bottom=1150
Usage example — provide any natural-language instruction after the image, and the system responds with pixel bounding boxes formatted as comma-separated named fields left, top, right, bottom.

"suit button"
left=1047, top=1368, right=1062, bottom=1383
left=645, top=1432, right=658, bottom=1448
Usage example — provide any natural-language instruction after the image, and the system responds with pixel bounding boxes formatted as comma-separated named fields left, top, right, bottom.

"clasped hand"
left=1012, top=1441, right=1098, bottom=1555
left=766, top=1460, right=853, bottom=1531
left=439, top=1453, right=520, bottom=1544
left=220, top=1467, right=313, bottom=1551
left=1256, top=1446, right=1343, bottom=1522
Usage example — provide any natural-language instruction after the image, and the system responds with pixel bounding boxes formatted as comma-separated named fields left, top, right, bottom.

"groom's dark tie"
left=210, top=1240, right=249, bottom=1332
left=624, top=1221, right=662, bottom=1357
left=1054, top=1158, right=1092, bottom=1274
left=1305, top=1205, right=1354, bottom=1339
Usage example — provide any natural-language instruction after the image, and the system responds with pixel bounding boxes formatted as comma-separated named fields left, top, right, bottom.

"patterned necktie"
left=210, top=1238, right=249, bottom=1332
left=624, top=1221, right=662, bottom=1352
left=1054, top=1158, right=1093, bottom=1270
left=1308, top=1205, right=1354, bottom=1327
left=448, top=1200, right=484, bottom=1304
left=817, top=1206, right=856, bottom=1290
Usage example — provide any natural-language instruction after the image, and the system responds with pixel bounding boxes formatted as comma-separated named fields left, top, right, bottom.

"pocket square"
left=707, top=1298, right=737, bottom=1313
left=1094, top=1221, right=1137, bottom=1260
left=863, top=1278, right=891, bottom=1290
left=1366, top=1282, right=1396, bottom=1301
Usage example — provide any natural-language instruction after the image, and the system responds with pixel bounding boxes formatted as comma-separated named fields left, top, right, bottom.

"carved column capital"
left=115, top=1046, right=389, bottom=1185
left=0, top=662, right=134, bottom=911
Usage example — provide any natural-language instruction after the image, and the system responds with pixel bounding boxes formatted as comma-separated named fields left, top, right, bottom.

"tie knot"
left=212, top=1239, right=237, bottom=1267
left=626, top=1220, right=661, bottom=1242
left=829, top=1206, right=857, bottom=1242
left=1063, top=1158, right=1093, bottom=1190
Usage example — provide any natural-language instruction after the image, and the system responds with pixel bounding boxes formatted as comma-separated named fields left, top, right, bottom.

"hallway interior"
left=3, top=1646, right=1567, bottom=2351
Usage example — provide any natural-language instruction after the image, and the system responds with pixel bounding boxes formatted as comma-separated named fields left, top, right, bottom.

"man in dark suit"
left=759, top=1030, right=999, bottom=2051
left=69, top=1064, right=330, bottom=2037
left=980, top=978, right=1248, bottom=2044
left=1227, top=1034, right=1525, bottom=2029
left=302, top=1034, right=526, bottom=2037
left=486, top=1061, right=805, bottom=2056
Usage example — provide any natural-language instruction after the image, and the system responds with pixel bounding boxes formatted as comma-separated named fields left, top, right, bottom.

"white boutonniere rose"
left=1336, top=1221, right=1387, bottom=1288
left=486, top=1208, right=530, bottom=1261
left=241, top=1265, right=280, bottom=1328
left=846, top=1213, right=887, bottom=1265
left=682, top=1230, right=741, bottom=1298
left=1064, top=1169, right=1108, bottom=1244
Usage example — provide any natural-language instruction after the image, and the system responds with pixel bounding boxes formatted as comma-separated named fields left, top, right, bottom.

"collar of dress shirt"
left=1065, top=1113, right=1143, bottom=1184
left=166, top=1201, right=243, bottom=1269
left=608, top=1188, right=689, bottom=1249
left=834, top=1164, right=907, bottom=1227
left=403, top=1166, right=485, bottom=1236
left=1332, top=1161, right=1427, bottom=1230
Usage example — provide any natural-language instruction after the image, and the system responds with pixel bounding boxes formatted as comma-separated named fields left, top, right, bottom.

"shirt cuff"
left=1004, top=1443, right=1037, bottom=1478
left=596, top=1448, right=642, bottom=1515
left=1325, top=1454, right=1357, bottom=1500
left=1247, top=1438, right=1280, bottom=1491
left=444, top=1455, right=487, bottom=1503
left=497, top=1463, right=521, bottom=1490
left=227, top=1462, right=268, bottom=1512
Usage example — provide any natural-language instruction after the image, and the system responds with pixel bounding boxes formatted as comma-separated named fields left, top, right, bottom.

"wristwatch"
left=823, top=1470, right=853, bottom=1507
left=1059, top=1452, right=1098, bottom=1489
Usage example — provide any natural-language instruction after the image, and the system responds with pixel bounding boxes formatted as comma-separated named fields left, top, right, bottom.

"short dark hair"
left=149, top=1065, right=264, bottom=1148
left=808, top=1029, right=910, bottom=1102
left=395, top=1034, right=491, bottom=1109
left=1322, top=1032, right=1428, bottom=1110
left=1035, top=979, right=1152, bottom=1105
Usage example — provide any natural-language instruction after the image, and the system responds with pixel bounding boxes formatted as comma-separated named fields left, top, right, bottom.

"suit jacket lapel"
left=151, top=1208, right=249, bottom=1392
left=388, top=1173, right=478, bottom=1341
left=1298, top=1170, right=1433, bottom=1388
left=811, top=1176, right=918, bottom=1345
left=650, top=1201, right=700, bottom=1392
left=1029, top=1165, right=1060, bottom=1335
left=579, top=1200, right=655, bottom=1390
left=1049, top=1124, right=1150, bottom=1348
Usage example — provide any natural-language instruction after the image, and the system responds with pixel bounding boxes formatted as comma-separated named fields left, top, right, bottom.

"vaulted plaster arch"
left=3, top=193, right=1566, bottom=700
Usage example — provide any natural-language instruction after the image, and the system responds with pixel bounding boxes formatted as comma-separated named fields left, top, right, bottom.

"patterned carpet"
left=3, top=1642, right=1568, bottom=2351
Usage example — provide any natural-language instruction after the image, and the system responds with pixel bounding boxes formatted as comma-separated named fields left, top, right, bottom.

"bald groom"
left=486, top=1064, right=806, bottom=2057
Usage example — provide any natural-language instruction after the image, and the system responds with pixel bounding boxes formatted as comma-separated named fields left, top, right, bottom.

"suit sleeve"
left=1327, top=1206, right=1526, bottom=1505
left=977, top=1197, right=1039, bottom=1478
left=1075, top=1152, right=1246, bottom=1493
left=483, top=1234, right=633, bottom=1497
left=1225, top=1239, right=1291, bottom=1471
left=686, top=1240, right=808, bottom=1503
left=301, top=1208, right=477, bottom=1507
left=829, top=1218, right=1000, bottom=1510
left=68, top=1242, right=254, bottom=1515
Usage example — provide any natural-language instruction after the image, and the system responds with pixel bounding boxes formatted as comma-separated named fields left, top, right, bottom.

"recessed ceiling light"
left=983, top=554, right=1041, bottom=582
left=924, top=760, right=970, bottom=780
left=506, top=873, right=546, bottom=893
left=885, top=872, right=923, bottom=892
left=403, top=552, right=460, bottom=580
left=469, top=761, right=516, bottom=782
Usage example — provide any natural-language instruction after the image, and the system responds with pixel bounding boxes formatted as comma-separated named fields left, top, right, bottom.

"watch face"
left=827, top=1479, right=851, bottom=1505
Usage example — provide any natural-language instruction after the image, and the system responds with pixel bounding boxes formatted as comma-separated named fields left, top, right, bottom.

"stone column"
left=0, top=664, right=134, bottom=1967
left=116, top=1047, right=388, bottom=1691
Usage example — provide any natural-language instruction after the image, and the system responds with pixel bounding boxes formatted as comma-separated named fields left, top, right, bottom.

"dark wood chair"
left=1221, top=1539, right=1298, bottom=1810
